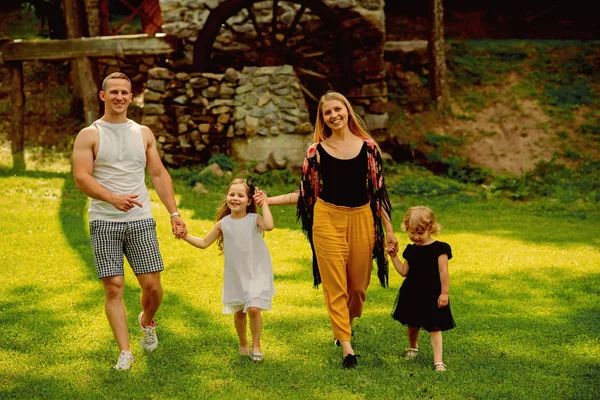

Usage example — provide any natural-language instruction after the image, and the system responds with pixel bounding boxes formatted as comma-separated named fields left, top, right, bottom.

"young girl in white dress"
left=180, top=178, right=275, bottom=362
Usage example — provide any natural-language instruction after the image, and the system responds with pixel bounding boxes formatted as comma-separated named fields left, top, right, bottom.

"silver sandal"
left=434, top=362, right=447, bottom=372
left=403, top=347, right=418, bottom=359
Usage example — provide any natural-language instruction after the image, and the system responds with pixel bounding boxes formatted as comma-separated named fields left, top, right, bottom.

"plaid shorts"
left=89, top=218, right=165, bottom=279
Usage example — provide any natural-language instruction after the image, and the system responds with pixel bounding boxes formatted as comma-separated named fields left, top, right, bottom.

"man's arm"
left=72, top=126, right=143, bottom=211
left=143, top=126, right=187, bottom=237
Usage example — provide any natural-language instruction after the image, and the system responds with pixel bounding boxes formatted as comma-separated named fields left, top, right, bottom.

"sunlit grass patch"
left=1, top=151, right=599, bottom=399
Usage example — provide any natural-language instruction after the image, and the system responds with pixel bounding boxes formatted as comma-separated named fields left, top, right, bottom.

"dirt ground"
left=387, top=72, right=561, bottom=175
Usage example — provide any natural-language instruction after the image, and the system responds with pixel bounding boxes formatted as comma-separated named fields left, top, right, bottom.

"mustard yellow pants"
left=312, top=199, right=375, bottom=341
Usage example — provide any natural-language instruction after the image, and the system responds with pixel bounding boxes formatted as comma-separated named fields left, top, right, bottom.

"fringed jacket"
left=296, top=137, right=392, bottom=288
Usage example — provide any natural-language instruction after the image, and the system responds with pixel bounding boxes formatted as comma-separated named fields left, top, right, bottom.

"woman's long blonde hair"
left=214, top=178, right=257, bottom=251
left=313, top=91, right=374, bottom=143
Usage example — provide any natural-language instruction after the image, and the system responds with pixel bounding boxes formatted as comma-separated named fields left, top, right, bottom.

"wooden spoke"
left=300, top=51, right=324, bottom=58
left=271, top=0, right=279, bottom=44
left=246, top=6, right=269, bottom=49
left=296, top=67, right=327, bottom=79
left=299, top=83, right=319, bottom=102
left=194, top=0, right=353, bottom=112
left=280, top=5, right=306, bottom=49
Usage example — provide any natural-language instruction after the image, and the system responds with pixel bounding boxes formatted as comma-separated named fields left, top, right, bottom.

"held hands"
left=385, top=245, right=397, bottom=257
left=112, top=193, right=143, bottom=212
left=253, top=188, right=268, bottom=207
left=438, top=293, right=449, bottom=308
left=171, top=216, right=187, bottom=239
left=386, top=231, right=399, bottom=257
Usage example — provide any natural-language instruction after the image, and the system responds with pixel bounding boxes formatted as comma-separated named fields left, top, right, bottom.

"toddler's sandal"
left=403, top=347, right=418, bottom=359
left=434, top=362, right=446, bottom=372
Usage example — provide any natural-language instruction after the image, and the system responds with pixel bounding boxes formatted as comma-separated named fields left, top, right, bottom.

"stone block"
left=364, top=112, right=388, bottom=131
left=147, top=79, right=167, bottom=93
left=143, top=89, right=163, bottom=102
left=230, top=135, right=312, bottom=165
left=224, top=68, right=240, bottom=82
left=267, top=149, right=288, bottom=170
left=144, top=103, right=166, bottom=115
left=148, top=67, right=175, bottom=80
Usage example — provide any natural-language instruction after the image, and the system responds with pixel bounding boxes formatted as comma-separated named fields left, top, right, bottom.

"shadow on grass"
left=59, top=172, right=96, bottom=280
left=450, top=267, right=600, bottom=398
left=0, top=166, right=67, bottom=179
left=1, top=281, right=239, bottom=399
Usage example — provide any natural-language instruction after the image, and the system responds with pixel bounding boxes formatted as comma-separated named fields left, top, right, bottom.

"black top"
left=317, top=142, right=369, bottom=207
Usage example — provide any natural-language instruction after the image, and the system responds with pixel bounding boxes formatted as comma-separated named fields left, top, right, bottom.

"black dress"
left=392, top=241, right=456, bottom=332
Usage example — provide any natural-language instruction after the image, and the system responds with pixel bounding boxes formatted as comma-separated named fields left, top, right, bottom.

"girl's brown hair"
left=214, top=178, right=257, bottom=251
left=401, top=206, right=442, bottom=235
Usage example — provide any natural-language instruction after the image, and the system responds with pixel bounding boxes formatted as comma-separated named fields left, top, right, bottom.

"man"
left=72, top=72, right=187, bottom=370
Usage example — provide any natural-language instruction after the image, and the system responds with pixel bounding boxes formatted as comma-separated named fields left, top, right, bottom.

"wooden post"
left=83, top=0, right=102, bottom=124
left=63, top=0, right=99, bottom=125
left=84, top=0, right=101, bottom=37
left=76, top=57, right=100, bottom=125
left=62, top=0, right=83, bottom=108
left=428, top=0, right=449, bottom=109
left=9, top=61, right=25, bottom=170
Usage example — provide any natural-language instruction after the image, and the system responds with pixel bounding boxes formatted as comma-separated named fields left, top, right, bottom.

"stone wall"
left=141, top=64, right=313, bottom=167
left=98, top=55, right=165, bottom=92
left=230, top=65, right=313, bottom=165
left=151, top=0, right=389, bottom=167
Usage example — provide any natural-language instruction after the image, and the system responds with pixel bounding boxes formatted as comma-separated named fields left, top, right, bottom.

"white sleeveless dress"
left=221, top=213, right=275, bottom=314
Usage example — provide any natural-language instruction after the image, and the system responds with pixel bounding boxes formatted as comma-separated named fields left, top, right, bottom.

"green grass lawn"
left=0, top=148, right=599, bottom=400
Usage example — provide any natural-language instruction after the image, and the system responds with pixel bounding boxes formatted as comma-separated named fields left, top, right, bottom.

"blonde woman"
left=256, top=91, right=397, bottom=368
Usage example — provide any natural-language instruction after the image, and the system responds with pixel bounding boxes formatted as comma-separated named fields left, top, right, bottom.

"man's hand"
left=171, top=216, right=187, bottom=239
left=111, top=194, right=143, bottom=212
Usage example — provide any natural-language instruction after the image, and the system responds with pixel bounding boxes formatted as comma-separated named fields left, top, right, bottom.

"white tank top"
left=88, top=119, right=152, bottom=222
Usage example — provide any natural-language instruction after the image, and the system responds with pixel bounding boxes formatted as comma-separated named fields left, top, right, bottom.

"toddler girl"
left=388, top=206, right=455, bottom=372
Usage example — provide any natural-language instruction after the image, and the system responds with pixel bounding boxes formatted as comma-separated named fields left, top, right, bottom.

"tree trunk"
left=428, top=0, right=449, bottom=109
left=62, top=0, right=100, bottom=125
left=62, top=0, right=84, bottom=38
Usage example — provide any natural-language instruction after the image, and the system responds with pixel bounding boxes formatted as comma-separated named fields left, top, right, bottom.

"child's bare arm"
left=391, top=255, right=409, bottom=277
left=182, top=221, right=222, bottom=249
left=257, top=198, right=274, bottom=232
left=437, top=253, right=450, bottom=307
left=387, top=246, right=409, bottom=276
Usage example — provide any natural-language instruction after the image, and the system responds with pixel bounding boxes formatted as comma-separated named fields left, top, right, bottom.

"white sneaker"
left=138, top=312, right=158, bottom=352
left=114, top=351, right=134, bottom=370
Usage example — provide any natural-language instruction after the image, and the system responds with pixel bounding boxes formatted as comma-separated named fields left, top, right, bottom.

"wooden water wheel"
left=193, top=0, right=353, bottom=113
